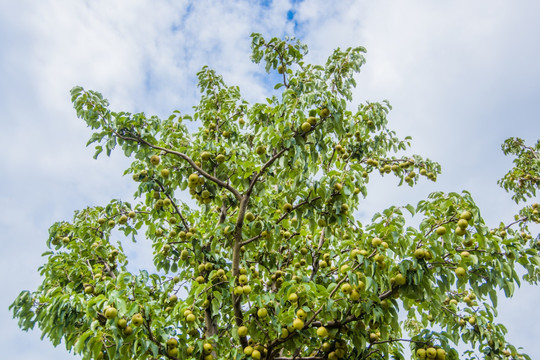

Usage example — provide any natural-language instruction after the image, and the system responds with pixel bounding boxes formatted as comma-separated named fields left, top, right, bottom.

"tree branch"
left=277, top=196, right=321, bottom=224
left=232, top=195, right=249, bottom=348
left=113, top=130, right=242, bottom=200
left=96, top=256, right=116, bottom=279
left=246, top=148, right=287, bottom=197
left=241, top=233, right=263, bottom=247
left=522, top=144, right=539, bottom=160
left=504, top=216, right=528, bottom=230
left=202, top=198, right=231, bottom=339
left=373, top=338, right=430, bottom=346
left=310, top=229, right=326, bottom=281
left=144, top=315, right=178, bottom=360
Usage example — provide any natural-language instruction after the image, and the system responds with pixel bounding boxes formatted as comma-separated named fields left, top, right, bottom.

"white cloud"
left=1, top=0, right=539, bottom=359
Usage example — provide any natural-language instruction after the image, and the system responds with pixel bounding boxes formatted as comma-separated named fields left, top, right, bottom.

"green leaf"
left=405, top=204, right=415, bottom=216
left=74, top=330, right=93, bottom=353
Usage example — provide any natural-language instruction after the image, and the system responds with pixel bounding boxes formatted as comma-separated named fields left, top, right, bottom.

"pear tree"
left=10, top=34, right=540, bottom=360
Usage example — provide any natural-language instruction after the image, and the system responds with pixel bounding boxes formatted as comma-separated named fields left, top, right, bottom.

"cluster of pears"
left=132, top=169, right=149, bottom=182
left=340, top=280, right=363, bottom=301
left=313, top=188, right=353, bottom=227
left=131, top=155, right=170, bottom=182
left=83, top=282, right=95, bottom=295
left=50, top=227, right=73, bottom=246
left=150, top=154, right=171, bottom=177
left=83, top=271, right=111, bottom=296
left=242, top=312, right=286, bottom=359
left=442, top=293, right=479, bottom=328
left=265, top=249, right=306, bottom=284
left=318, top=251, right=334, bottom=270
left=194, top=261, right=215, bottom=284
left=268, top=268, right=286, bottom=288
left=95, top=210, right=136, bottom=229
left=286, top=300, right=308, bottom=332
left=516, top=172, right=540, bottom=188
left=202, top=116, right=233, bottom=140
left=241, top=305, right=311, bottom=358
left=187, top=172, right=216, bottom=205
left=163, top=293, right=179, bottom=313
left=300, top=107, right=330, bottom=133
left=365, top=158, right=381, bottom=168
left=167, top=331, right=204, bottom=358
left=102, top=305, right=143, bottom=336
left=367, top=236, right=392, bottom=267
left=457, top=315, right=477, bottom=328
left=366, top=157, right=437, bottom=184
left=191, top=261, right=230, bottom=294
left=210, top=268, right=228, bottom=284
left=321, top=339, right=349, bottom=360
left=84, top=268, right=111, bottom=296
left=368, top=329, right=382, bottom=343
left=165, top=337, right=180, bottom=357
left=363, top=114, right=376, bottom=129
left=234, top=268, right=253, bottom=296
left=291, top=247, right=310, bottom=270
left=182, top=308, right=197, bottom=324
left=416, top=346, right=447, bottom=360
left=454, top=210, right=472, bottom=237
left=151, top=191, right=173, bottom=212
left=240, top=326, right=275, bottom=359
left=419, top=167, right=437, bottom=182
left=413, top=247, right=433, bottom=261
left=194, top=342, right=214, bottom=360
left=334, top=143, right=349, bottom=159
left=444, top=291, right=478, bottom=311
left=243, top=341, right=265, bottom=360
left=200, top=150, right=227, bottom=164
left=146, top=154, right=171, bottom=179
left=156, top=227, right=192, bottom=261
left=377, top=159, right=414, bottom=177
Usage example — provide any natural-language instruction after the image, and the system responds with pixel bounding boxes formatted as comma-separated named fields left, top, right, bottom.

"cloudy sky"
left=1, top=0, right=539, bottom=359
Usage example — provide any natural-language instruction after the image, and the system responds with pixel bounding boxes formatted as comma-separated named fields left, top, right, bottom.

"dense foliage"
left=10, top=34, right=540, bottom=360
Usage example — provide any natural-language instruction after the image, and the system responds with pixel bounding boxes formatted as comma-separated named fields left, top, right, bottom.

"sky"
left=1, top=0, right=539, bottom=359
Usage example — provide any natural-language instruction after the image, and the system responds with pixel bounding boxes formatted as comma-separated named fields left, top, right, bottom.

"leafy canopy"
left=11, top=33, right=540, bottom=360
